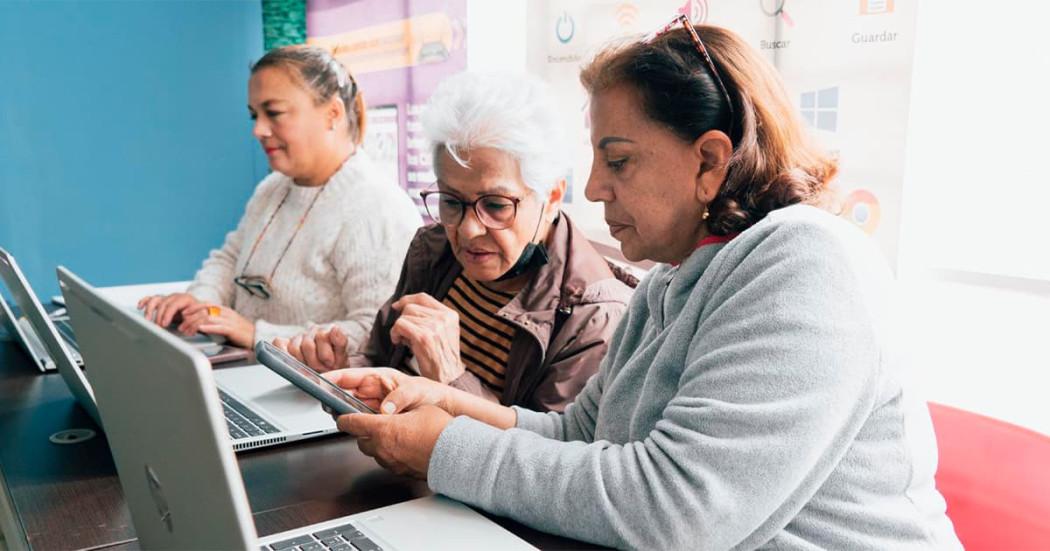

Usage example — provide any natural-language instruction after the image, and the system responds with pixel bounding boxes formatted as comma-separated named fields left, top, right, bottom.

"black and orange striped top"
left=442, top=273, right=518, bottom=393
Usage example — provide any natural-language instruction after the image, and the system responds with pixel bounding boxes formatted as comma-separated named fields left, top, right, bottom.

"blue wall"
left=0, top=1, right=269, bottom=299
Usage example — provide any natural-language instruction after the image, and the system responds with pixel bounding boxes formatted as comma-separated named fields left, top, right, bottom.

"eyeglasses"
left=419, top=190, right=523, bottom=230
left=645, top=14, right=735, bottom=136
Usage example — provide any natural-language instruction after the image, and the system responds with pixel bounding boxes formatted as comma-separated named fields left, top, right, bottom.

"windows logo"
left=800, top=87, right=838, bottom=132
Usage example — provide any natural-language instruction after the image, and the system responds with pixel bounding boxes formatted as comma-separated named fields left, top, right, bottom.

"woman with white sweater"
left=138, top=46, right=420, bottom=349
left=320, top=20, right=961, bottom=550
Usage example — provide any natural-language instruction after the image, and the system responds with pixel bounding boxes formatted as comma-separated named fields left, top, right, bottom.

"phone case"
left=205, top=345, right=252, bottom=365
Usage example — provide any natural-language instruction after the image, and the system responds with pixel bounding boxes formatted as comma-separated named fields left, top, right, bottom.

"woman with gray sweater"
left=322, top=20, right=962, bottom=550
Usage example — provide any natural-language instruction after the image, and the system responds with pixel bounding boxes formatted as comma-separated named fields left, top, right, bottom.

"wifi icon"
left=616, top=2, right=639, bottom=29
left=678, top=0, right=709, bottom=24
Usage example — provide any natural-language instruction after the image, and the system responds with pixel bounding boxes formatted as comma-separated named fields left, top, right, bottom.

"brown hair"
left=252, top=45, right=367, bottom=145
left=580, top=25, right=838, bottom=235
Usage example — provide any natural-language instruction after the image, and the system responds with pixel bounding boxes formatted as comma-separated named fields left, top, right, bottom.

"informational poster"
left=363, top=105, right=400, bottom=188
left=526, top=0, right=918, bottom=266
left=306, top=0, right=468, bottom=211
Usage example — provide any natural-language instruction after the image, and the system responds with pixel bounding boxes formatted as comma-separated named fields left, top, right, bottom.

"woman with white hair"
left=276, top=72, right=635, bottom=411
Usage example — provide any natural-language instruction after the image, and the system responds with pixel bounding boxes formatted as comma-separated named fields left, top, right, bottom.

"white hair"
left=422, top=72, right=569, bottom=197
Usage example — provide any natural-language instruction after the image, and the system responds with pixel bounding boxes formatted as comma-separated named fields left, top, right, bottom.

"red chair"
left=929, top=402, right=1050, bottom=550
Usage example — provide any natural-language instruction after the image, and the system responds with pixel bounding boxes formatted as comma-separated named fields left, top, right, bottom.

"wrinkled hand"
left=273, top=326, right=349, bottom=372
left=390, top=293, right=464, bottom=384
left=177, top=303, right=255, bottom=348
left=338, top=405, right=453, bottom=479
left=323, top=367, right=455, bottom=415
left=137, top=292, right=201, bottom=328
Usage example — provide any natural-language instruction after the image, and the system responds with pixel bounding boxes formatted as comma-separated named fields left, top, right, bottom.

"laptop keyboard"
left=54, top=318, right=74, bottom=338
left=264, top=521, right=383, bottom=551
left=219, top=390, right=281, bottom=439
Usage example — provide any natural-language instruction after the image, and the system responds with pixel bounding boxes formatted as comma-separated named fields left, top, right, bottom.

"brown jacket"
left=351, top=213, right=635, bottom=412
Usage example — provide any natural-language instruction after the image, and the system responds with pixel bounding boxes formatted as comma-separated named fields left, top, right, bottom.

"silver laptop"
left=59, top=266, right=339, bottom=452
left=60, top=266, right=536, bottom=550
left=2, top=247, right=236, bottom=368
left=0, top=247, right=82, bottom=371
left=1, top=283, right=51, bottom=367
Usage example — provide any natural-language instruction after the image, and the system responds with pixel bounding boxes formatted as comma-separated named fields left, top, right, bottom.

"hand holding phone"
left=255, top=341, right=376, bottom=415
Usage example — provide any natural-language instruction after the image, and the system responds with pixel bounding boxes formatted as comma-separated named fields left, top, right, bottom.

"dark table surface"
left=0, top=329, right=597, bottom=550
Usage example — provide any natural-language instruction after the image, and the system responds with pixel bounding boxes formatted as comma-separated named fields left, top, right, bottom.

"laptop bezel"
left=0, top=247, right=59, bottom=371
left=60, top=266, right=258, bottom=549
left=0, top=276, right=47, bottom=369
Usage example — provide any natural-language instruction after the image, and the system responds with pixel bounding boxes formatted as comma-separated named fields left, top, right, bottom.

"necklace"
left=234, top=183, right=327, bottom=299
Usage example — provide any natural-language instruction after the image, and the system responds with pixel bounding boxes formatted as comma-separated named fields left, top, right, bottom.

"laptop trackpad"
left=356, top=497, right=536, bottom=550
left=213, top=365, right=334, bottom=431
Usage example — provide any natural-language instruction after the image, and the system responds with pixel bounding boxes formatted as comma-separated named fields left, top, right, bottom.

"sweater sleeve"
left=253, top=198, right=419, bottom=346
left=427, top=223, right=883, bottom=549
left=186, top=179, right=277, bottom=306
left=349, top=226, right=427, bottom=368
left=510, top=370, right=602, bottom=441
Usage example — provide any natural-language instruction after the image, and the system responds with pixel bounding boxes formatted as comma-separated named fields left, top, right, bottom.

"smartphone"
left=255, top=341, right=376, bottom=415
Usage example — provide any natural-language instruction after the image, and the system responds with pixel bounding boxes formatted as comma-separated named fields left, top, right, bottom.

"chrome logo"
left=841, top=188, right=880, bottom=234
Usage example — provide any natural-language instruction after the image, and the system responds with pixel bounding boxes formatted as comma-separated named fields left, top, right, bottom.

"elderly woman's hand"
left=390, top=293, right=466, bottom=384
left=337, top=405, right=453, bottom=479
left=323, top=367, right=455, bottom=415
left=273, top=326, right=350, bottom=372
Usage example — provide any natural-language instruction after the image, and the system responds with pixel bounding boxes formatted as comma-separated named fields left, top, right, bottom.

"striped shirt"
left=442, top=274, right=518, bottom=392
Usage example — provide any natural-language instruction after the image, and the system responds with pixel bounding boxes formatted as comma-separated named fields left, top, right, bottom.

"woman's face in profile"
left=434, top=147, right=552, bottom=285
left=584, top=84, right=709, bottom=264
left=248, top=67, right=333, bottom=183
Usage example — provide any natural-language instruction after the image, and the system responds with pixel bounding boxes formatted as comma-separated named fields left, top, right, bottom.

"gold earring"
left=702, top=206, right=710, bottom=220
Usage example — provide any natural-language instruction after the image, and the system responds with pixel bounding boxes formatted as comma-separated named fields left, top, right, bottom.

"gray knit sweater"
left=428, top=205, right=961, bottom=550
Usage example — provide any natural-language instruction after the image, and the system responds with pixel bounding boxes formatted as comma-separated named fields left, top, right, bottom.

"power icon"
left=556, top=12, right=575, bottom=44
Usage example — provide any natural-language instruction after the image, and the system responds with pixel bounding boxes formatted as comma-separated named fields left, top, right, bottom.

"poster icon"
left=616, top=3, right=639, bottom=30
left=841, top=189, right=881, bottom=234
left=555, top=12, right=575, bottom=44
left=800, top=86, right=839, bottom=132
left=860, top=0, right=893, bottom=15
left=678, top=0, right=709, bottom=24
left=759, top=0, right=794, bottom=27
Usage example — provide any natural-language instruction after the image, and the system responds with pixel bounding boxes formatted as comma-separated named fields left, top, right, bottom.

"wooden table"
left=0, top=333, right=595, bottom=550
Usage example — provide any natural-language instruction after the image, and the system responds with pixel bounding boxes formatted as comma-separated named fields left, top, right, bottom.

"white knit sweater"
left=186, top=150, right=422, bottom=348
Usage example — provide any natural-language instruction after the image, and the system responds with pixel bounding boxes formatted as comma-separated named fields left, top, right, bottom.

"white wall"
left=467, top=0, right=528, bottom=73
left=899, top=0, right=1050, bottom=434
